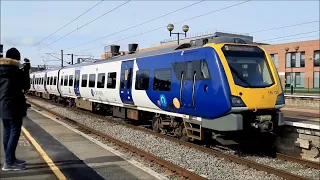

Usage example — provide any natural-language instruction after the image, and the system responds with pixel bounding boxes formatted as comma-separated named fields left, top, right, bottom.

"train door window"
left=81, top=74, right=87, bottom=87
left=46, top=77, right=49, bottom=85
left=120, top=72, right=125, bottom=88
left=135, top=70, right=150, bottom=90
left=64, top=76, right=68, bottom=86
left=153, top=69, right=172, bottom=91
left=107, top=72, right=117, bottom=89
left=54, top=77, right=57, bottom=85
left=60, top=77, right=63, bottom=86
left=186, top=61, right=193, bottom=79
left=69, top=75, right=74, bottom=86
left=97, top=73, right=105, bottom=88
left=42, top=78, right=44, bottom=85
left=127, top=68, right=132, bottom=89
left=89, top=74, right=96, bottom=88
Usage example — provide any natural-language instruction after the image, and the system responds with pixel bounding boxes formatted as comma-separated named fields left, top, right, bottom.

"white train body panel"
left=59, top=68, right=76, bottom=98
left=78, top=61, right=122, bottom=106
left=34, top=72, right=46, bottom=93
left=46, top=70, right=59, bottom=95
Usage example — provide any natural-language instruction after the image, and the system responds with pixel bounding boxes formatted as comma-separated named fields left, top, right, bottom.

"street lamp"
left=167, top=24, right=189, bottom=45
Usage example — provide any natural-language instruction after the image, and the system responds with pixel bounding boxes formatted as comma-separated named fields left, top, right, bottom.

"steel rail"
left=26, top=99, right=206, bottom=180
left=276, top=153, right=320, bottom=170
left=27, top=97, right=315, bottom=179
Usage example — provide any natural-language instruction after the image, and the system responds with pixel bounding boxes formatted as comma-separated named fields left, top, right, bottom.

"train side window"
left=193, top=60, right=211, bottom=80
left=135, top=70, right=150, bottom=90
left=107, top=72, right=117, bottom=89
left=97, top=73, right=105, bottom=88
left=54, top=77, right=57, bottom=85
left=89, top=74, right=96, bottom=88
left=200, top=60, right=211, bottom=79
left=81, top=74, right=88, bottom=87
left=69, top=75, right=74, bottom=86
left=49, top=77, right=52, bottom=85
left=64, top=76, right=68, bottom=86
left=153, top=69, right=171, bottom=91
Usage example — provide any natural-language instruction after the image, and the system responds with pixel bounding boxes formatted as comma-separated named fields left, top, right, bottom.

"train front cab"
left=201, top=43, right=285, bottom=141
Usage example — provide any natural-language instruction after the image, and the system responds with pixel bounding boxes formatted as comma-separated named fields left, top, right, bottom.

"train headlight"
left=230, top=96, right=246, bottom=107
left=276, top=93, right=285, bottom=105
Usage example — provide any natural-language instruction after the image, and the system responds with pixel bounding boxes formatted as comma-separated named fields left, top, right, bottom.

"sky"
left=0, top=0, right=319, bottom=67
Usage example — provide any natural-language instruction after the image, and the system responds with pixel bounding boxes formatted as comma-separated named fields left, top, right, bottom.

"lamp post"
left=292, top=46, right=299, bottom=94
left=167, top=24, right=189, bottom=45
left=285, top=47, right=289, bottom=94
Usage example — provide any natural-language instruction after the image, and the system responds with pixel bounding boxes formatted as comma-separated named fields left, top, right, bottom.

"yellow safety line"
left=21, top=126, right=67, bottom=180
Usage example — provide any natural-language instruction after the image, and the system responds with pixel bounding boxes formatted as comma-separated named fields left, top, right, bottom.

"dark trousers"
left=1, top=118, right=23, bottom=165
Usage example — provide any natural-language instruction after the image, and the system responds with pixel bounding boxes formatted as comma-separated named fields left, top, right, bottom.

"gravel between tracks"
left=27, top=97, right=289, bottom=180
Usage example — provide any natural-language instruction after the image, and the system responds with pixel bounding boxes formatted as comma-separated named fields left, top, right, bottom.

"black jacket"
left=0, top=58, right=30, bottom=119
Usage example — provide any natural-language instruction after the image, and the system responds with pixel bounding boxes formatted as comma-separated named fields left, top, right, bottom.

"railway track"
left=26, top=96, right=319, bottom=180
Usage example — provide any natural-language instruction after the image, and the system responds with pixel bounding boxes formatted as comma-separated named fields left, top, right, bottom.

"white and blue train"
left=29, top=36, right=285, bottom=144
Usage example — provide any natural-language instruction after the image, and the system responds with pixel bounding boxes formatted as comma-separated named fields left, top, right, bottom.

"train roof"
left=31, top=36, right=258, bottom=74
left=31, top=44, right=195, bottom=73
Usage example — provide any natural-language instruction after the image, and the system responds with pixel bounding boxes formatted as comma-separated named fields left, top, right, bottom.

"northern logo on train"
left=159, top=94, right=167, bottom=107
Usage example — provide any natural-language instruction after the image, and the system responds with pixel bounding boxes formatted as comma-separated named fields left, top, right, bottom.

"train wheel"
left=152, top=117, right=161, bottom=133
left=176, top=123, right=189, bottom=142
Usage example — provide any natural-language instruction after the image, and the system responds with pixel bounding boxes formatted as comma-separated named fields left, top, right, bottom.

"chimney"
left=105, top=45, right=120, bottom=56
left=128, top=43, right=138, bottom=54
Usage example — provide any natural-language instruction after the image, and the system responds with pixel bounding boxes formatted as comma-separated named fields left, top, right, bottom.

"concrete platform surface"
left=23, top=108, right=165, bottom=180
left=282, top=107, right=320, bottom=120
left=0, top=122, right=57, bottom=180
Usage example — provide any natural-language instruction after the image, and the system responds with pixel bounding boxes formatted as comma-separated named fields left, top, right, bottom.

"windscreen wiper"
left=228, top=66, right=252, bottom=87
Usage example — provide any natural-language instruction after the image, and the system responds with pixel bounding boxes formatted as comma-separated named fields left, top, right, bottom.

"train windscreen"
left=221, top=45, right=274, bottom=88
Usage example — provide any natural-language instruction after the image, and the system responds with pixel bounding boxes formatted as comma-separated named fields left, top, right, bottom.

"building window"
left=89, top=74, right=96, bottom=88
left=107, top=72, right=117, bottom=89
left=97, top=73, right=105, bottom=88
left=314, top=72, right=319, bottom=88
left=300, top=52, right=305, bottom=68
left=153, top=69, right=172, bottom=91
left=285, top=72, right=305, bottom=88
left=286, top=52, right=305, bottom=68
left=135, top=70, right=150, bottom=90
left=314, top=50, right=320, bottom=67
left=270, top=54, right=278, bottom=70
left=81, top=74, right=87, bottom=87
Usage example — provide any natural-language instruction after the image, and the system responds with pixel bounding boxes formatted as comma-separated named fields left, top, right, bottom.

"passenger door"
left=182, top=54, right=196, bottom=110
left=119, top=60, right=134, bottom=105
left=74, top=69, right=81, bottom=97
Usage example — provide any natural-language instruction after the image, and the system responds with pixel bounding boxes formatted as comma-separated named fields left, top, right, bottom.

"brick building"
left=262, top=40, right=320, bottom=89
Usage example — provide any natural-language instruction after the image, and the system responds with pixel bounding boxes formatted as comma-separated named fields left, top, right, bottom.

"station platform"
left=282, top=107, right=319, bottom=130
left=1, top=109, right=167, bottom=180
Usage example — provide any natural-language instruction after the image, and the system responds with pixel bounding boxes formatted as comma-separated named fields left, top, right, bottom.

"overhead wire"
left=256, top=30, right=319, bottom=43
left=33, top=0, right=104, bottom=47
left=248, top=20, right=319, bottom=34
left=76, top=0, right=252, bottom=53
left=36, top=0, right=131, bottom=52
left=64, top=0, right=207, bottom=51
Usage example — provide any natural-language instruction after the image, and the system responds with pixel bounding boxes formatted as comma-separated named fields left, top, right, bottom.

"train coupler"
left=251, top=115, right=273, bottom=132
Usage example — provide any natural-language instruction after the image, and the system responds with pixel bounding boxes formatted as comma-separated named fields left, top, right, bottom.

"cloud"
left=3, top=37, right=39, bottom=47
